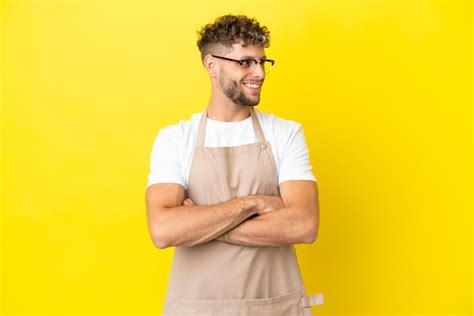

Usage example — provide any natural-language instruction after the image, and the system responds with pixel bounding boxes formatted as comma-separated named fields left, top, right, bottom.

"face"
left=216, top=43, right=266, bottom=107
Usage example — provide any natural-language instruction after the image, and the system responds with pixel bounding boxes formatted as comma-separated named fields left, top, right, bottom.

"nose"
left=251, top=62, right=265, bottom=79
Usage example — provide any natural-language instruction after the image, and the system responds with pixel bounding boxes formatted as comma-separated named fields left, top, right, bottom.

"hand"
left=254, top=195, right=285, bottom=215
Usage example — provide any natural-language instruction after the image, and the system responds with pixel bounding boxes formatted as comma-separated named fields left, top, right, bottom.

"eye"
left=239, top=59, right=253, bottom=68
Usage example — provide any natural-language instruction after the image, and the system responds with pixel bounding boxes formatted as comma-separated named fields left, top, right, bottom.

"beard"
left=219, top=70, right=261, bottom=106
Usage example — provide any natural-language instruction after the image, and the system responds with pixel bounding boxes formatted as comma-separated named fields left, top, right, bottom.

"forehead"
left=227, top=42, right=266, bottom=59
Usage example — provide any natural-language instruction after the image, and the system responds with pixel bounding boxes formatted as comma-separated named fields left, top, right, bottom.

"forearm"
left=153, top=196, right=257, bottom=248
left=216, top=206, right=316, bottom=247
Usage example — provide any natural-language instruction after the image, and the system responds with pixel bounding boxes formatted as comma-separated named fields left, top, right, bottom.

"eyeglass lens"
left=242, top=60, right=274, bottom=74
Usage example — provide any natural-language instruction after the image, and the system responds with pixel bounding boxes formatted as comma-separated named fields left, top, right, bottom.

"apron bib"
left=162, top=107, right=324, bottom=315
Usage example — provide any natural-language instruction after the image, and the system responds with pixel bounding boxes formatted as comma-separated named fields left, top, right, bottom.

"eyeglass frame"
left=211, top=55, right=275, bottom=73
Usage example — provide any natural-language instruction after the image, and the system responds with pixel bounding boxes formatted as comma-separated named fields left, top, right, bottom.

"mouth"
left=242, top=81, right=262, bottom=94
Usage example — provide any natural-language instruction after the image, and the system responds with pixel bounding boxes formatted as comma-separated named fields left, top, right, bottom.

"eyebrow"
left=240, top=55, right=267, bottom=60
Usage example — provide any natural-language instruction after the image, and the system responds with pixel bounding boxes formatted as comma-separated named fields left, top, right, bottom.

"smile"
left=243, top=82, right=262, bottom=93
left=244, top=82, right=260, bottom=89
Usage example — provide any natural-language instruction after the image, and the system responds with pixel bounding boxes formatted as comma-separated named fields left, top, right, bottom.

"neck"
left=206, top=89, right=252, bottom=122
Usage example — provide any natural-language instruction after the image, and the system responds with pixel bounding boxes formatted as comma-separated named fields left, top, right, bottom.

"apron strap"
left=196, top=107, right=267, bottom=147
left=249, top=106, right=267, bottom=146
left=300, top=293, right=324, bottom=308
left=196, top=108, right=208, bottom=147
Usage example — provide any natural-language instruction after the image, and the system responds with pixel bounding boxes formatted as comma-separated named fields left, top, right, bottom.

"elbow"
left=153, top=236, right=170, bottom=249
left=152, top=231, right=171, bottom=249
left=301, top=220, right=319, bottom=244
left=303, top=228, right=318, bottom=244
left=147, top=211, right=174, bottom=249
left=150, top=225, right=172, bottom=249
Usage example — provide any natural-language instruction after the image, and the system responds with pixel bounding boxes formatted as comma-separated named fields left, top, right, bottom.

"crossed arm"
left=145, top=180, right=319, bottom=249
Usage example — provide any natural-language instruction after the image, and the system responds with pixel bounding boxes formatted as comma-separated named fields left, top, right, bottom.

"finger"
left=258, top=207, right=274, bottom=215
left=183, top=198, right=195, bottom=206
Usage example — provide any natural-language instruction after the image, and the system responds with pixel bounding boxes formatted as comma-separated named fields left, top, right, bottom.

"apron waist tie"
left=301, top=293, right=324, bottom=307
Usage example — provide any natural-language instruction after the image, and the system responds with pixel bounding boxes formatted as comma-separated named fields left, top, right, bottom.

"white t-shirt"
left=146, top=108, right=317, bottom=190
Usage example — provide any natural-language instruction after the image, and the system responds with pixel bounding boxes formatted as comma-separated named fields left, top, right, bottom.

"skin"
left=205, top=41, right=265, bottom=121
left=145, top=41, right=320, bottom=249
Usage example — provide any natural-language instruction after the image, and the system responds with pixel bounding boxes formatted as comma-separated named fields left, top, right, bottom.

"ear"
left=203, top=55, right=219, bottom=78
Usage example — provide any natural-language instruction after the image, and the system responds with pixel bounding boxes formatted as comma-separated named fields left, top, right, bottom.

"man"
left=145, top=14, right=324, bottom=316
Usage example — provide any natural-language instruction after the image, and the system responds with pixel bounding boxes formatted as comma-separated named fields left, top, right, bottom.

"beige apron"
left=162, top=107, right=324, bottom=315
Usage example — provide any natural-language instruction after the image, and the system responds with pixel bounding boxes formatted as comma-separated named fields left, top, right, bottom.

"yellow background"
left=1, top=0, right=472, bottom=315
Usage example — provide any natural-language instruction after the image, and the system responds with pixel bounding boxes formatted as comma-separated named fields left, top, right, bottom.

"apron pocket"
left=174, top=290, right=309, bottom=316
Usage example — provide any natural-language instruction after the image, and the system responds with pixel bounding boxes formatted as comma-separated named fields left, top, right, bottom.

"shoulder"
left=156, top=111, right=202, bottom=141
left=254, top=108, right=302, bottom=136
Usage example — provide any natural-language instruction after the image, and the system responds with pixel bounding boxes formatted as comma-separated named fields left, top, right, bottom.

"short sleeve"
left=278, top=124, right=317, bottom=185
left=146, top=127, right=185, bottom=189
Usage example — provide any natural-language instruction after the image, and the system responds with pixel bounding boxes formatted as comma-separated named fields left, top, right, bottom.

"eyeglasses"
left=211, top=55, right=275, bottom=74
